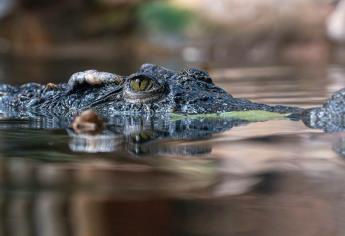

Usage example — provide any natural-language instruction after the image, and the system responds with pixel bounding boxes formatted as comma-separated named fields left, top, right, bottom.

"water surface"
left=0, top=62, right=344, bottom=236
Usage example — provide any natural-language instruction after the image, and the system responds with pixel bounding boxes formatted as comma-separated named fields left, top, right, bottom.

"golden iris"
left=130, top=78, right=152, bottom=92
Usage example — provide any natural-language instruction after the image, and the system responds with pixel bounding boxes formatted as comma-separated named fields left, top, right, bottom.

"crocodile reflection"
left=2, top=109, right=345, bottom=157
left=69, top=104, right=345, bottom=155
left=68, top=114, right=245, bottom=155
left=333, top=137, right=345, bottom=157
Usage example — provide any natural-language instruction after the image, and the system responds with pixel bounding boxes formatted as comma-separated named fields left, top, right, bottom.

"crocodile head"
left=81, top=64, right=235, bottom=114
left=2, top=64, right=299, bottom=116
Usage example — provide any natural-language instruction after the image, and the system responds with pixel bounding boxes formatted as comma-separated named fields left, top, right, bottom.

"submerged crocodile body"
left=0, top=64, right=344, bottom=131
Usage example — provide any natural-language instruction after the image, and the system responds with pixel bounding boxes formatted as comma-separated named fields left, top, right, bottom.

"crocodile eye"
left=130, top=77, right=153, bottom=91
left=124, top=73, right=166, bottom=103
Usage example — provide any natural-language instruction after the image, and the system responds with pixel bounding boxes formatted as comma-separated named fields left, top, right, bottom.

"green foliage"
left=138, top=2, right=193, bottom=33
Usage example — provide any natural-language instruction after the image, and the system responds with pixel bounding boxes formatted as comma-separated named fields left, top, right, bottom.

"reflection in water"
left=0, top=63, right=345, bottom=235
left=1, top=108, right=344, bottom=159
left=2, top=161, right=345, bottom=236
left=68, top=129, right=122, bottom=153
left=0, top=112, right=248, bottom=156
left=334, top=137, right=345, bottom=157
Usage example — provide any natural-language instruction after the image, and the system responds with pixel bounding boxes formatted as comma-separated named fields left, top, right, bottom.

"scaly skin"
left=0, top=64, right=344, bottom=132
left=302, top=88, right=345, bottom=132
left=0, top=64, right=302, bottom=115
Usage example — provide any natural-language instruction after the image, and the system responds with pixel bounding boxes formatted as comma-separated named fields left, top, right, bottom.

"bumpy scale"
left=0, top=64, right=344, bottom=131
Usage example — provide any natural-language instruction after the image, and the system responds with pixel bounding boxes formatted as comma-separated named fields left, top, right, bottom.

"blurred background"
left=0, top=0, right=344, bottom=83
left=2, top=2, right=345, bottom=236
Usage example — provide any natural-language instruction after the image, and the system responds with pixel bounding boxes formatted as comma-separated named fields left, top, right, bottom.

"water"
left=0, top=60, right=344, bottom=236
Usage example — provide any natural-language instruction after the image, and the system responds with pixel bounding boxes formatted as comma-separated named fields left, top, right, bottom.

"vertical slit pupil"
left=132, top=77, right=152, bottom=91
left=135, top=78, right=142, bottom=88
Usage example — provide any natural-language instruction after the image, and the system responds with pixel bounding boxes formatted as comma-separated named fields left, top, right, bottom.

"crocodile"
left=0, top=63, right=344, bottom=132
